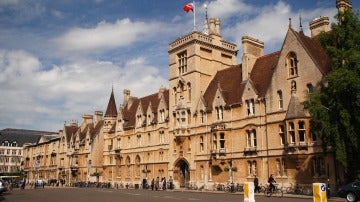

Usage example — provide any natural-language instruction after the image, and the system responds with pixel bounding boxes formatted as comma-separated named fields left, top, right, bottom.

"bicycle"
left=265, top=184, right=283, bottom=197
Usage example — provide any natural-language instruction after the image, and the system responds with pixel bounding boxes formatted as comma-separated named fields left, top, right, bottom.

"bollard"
left=313, top=183, right=327, bottom=202
left=244, top=182, right=255, bottom=202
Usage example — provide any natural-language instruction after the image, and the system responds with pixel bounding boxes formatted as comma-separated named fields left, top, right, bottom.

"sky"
left=0, top=0, right=359, bottom=132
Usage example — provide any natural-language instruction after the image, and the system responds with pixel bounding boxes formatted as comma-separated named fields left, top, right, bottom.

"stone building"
left=21, top=0, right=353, bottom=191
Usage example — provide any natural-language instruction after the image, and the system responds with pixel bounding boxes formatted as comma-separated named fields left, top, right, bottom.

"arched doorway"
left=174, top=158, right=190, bottom=188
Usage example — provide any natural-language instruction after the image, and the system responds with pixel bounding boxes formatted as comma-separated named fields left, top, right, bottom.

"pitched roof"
left=292, top=29, right=331, bottom=75
left=105, top=89, right=118, bottom=117
left=250, top=51, right=280, bottom=98
left=285, top=95, right=309, bottom=120
left=203, top=65, right=244, bottom=109
left=122, top=89, right=169, bottom=130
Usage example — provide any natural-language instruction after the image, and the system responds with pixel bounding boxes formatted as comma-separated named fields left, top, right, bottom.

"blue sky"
left=0, top=0, right=359, bottom=132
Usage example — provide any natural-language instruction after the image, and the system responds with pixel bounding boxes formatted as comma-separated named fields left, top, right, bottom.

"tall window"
left=187, top=83, right=191, bottom=101
left=279, top=125, right=285, bottom=145
left=216, top=106, right=224, bottom=120
left=137, top=115, right=142, bottom=127
left=219, top=133, right=225, bottom=151
left=248, top=161, right=257, bottom=177
left=288, top=122, right=295, bottom=144
left=159, top=131, right=165, bottom=144
left=276, top=158, right=287, bottom=177
left=200, top=110, right=206, bottom=124
left=277, top=90, right=283, bottom=109
left=312, top=157, right=326, bottom=177
left=307, top=83, right=314, bottom=97
left=137, top=135, right=142, bottom=147
left=247, top=130, right=257, bottom=148
left=287, top=52, right=298, bottom=77
left=159, top=109, right=165, bottom=122
left=178, top=51, right=187, bottom=75
left=212, top=133, right=217, bottom=151
left=200, top=136, right=204, bottom=152
left=246, top=99, right=255, bottom=116
left=298, top=121, right=306, bottom=143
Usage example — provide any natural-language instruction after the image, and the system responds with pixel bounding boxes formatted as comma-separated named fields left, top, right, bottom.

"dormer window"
left=137, top=115, right=142, bottom=127
left=286, top=52, right=298, bottom=77
left=178, top=51, right=187, bottom=75
left=215, top=106, right=224, bottom=120
left=246, top=99, right=255, bottom=116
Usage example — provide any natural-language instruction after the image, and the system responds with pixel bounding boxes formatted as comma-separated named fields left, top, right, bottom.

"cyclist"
left=268, top=174, right=276, bottom=192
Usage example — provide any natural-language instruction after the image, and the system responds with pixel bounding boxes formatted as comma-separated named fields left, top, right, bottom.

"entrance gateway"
left=173, top=158, right=190, bottom=188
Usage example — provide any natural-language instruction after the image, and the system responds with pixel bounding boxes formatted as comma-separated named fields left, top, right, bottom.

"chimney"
left=81, top=114, right=93, bottom=130
left=309, top=16, right=330, bottom=37
left=215, top=18, right=221, bottom=36
left=123, top=89, right=130, bottom=106
left=241, top=36, right=264, bottom=81
left=336, top=0, right=352, bottom=13
left=209, top=18, right=215, bottom=35
left=158, top=86, right=166, bottom=99
left=94, top=111, right=103, bottom=125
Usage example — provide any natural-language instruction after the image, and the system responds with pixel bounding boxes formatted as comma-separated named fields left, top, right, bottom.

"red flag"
left=183, top=3, right=194, bottom=13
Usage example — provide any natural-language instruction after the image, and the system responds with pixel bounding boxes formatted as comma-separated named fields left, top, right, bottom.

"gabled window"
left=286, top=52, right=298, bottom=77
left=200, top=110, right=206, bottom=124
left=178, top=51, right=187, bottom=75
left=215, top=106, right=224, bottom=120
left=246, top=99, right=255, bottom=116
left=159, top=131, right=165, bottom=144
left=159, top=109, right=165, bottom=122
left=137, top=115, right=142, bottom=127
left=307, top=83, right=314, bottom=97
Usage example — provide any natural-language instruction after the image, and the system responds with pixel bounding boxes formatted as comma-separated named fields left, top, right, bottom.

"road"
left=1, top=187, right=343, bottom=202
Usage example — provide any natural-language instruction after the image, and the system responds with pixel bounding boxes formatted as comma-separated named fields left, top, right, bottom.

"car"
left=338, top=180, right=360, bottom=202
left=0, top=180, right=9, bottom=194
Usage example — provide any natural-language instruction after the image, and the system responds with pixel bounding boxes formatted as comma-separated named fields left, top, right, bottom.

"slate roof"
left=250, top=51, right=280, bottom=98
left=0, top=128, right=56, bottom=147
left=122, top=89, right=169, bottom=130
left=105, top=89, right=118, bottom=118
left=293, top=29, right=331, bottom=75
left=203, top=65, right=245, bottom=109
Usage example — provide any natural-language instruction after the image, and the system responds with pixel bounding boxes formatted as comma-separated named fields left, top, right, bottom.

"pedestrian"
left=151, top=178, right=154, bottom=191
left=169, top=176, right=173, bottom=190
left=163, top=177, right=166, bottom=190
left=254, top=175, right=260, bottom=193
left=155, top=177, right=159, bottom=191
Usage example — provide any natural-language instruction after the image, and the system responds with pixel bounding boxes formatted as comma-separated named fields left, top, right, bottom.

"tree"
left=306, top=8, right=360, bottom=181
left=309, top=8, right=360, bottom=179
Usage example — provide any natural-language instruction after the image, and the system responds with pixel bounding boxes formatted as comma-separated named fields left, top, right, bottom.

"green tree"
left=306, top=8, right=360, bottom=181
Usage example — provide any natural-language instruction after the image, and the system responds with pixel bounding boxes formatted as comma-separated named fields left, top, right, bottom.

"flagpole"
left=193, top=0, right=196, bottom=31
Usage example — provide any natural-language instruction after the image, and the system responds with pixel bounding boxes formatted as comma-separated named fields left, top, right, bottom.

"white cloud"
left=54, top=18, right=162, bottom=53
left=0, top=49, right=167, bottom=131
left=206, top=0, right=252, bottom=19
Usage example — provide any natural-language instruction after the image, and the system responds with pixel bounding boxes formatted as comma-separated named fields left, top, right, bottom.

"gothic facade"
left=22, top=0, right=353, bottom=191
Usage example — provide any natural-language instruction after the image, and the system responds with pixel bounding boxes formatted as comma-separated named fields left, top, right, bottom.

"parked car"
left=0, top=180, right=8, bottom=194
left=338, top=180, right=360, bottom=202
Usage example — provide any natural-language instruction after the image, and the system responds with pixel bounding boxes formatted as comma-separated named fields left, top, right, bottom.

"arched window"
left=286, top=52, right=298, bottom=77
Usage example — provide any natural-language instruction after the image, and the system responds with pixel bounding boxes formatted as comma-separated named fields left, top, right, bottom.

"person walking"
left=155, top=177, right=160, bottom=191
left=151, top=178, right=154, bottom=191
left=254, top=175, right=260, bottom=193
